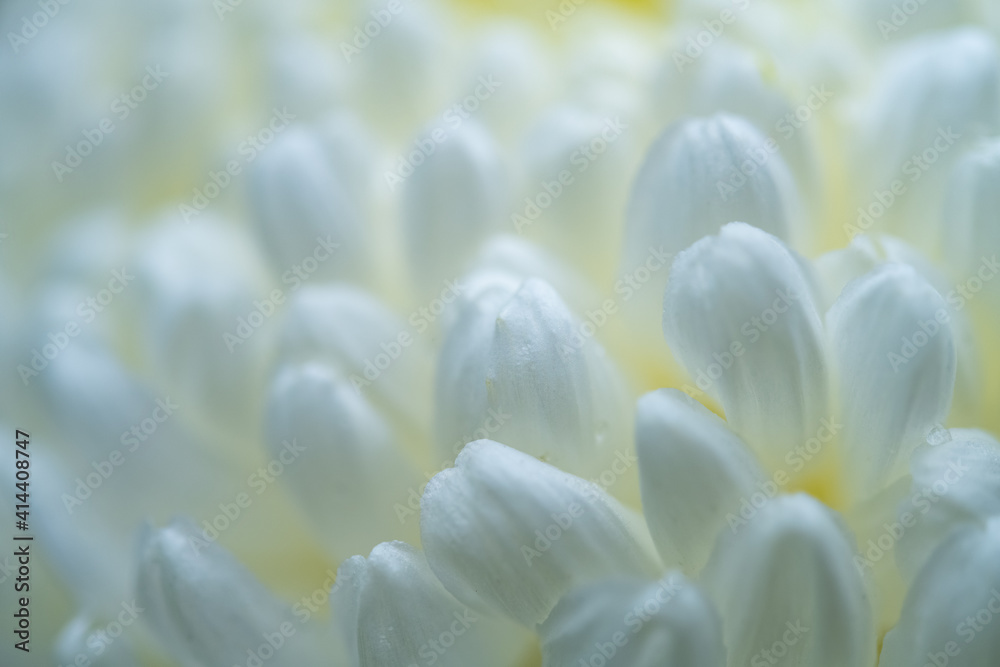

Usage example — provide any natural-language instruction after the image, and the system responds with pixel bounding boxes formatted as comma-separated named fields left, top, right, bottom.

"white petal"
left=875, top=238, right=984, bottom=425
left=137, top=520, right=331, bottom=667
left=55, top=614, right=138, bottom=667
left=880, top=517, right=1000, bottom=667
left=896, top=429, right=1000, bottom=580
left=815, top=235, right=982, bottom=422
left=402, top=120, right=506, bottom=297
left=333, top=541, right=528, bottom=667
left=520, top=106, right=636, bottom=283
left=420, top=440, right=660, bottom=627
left=248, top=124, right=368, bottom=281
left=350, top=0, right=447, bottom=139
left=467, top=234, right=598, bottom=316
left=35, top=346, right=251, bottom=581
left=827, top=263, right=957, bottom=496
left=662, top=222, right=829, bottom=471
left=867, top=29, right=999, bottom=169
left=278, top=284, right=433, bottom=439
left=942, top=138, right=1000, bottom=297
left=0, top=444, right=126, bottom=612
left=636, top=389, right=765, bottom=573
left=133, top=218, right=271, bottom=438
left=264, top=362, right=422, bottom=561
left=540, top=574, right=725, bottom=667
left=701, top=494, right=876, bottom=667
left=859, top=28, right=999, bottom=247
left=623, top=113, right=798, bottom=275
left=848, top=0, right=981, bottom=41
left=261, top=37, right=345, bottom=122
left=463, top=25, right=553, bottom=142
left=41, top=210, right=132, bottom=286
left=435, top=277, right=630, bottom=478
left=813, top=235, right=882, bottom=310
left=652, top=43, right=819, bottom=199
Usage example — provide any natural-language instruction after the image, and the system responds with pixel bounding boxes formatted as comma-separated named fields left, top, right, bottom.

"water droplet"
left=927, top=425, right=951, bottom=447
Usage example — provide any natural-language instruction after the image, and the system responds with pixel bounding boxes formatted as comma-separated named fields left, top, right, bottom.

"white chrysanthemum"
left=3, top=0, right=1000, bottom=666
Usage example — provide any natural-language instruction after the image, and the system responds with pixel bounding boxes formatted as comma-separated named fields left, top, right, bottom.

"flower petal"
left=539, top=574, right=725, bottom=667
left=469, top=234, right=598, bottom=316
left=880, top=517, right=1000, bottom=667
left=264, top=362, right=422, bottom=561
left=402, top=120, right=506, bottom=297
left=279, top=284, right=433, bottom=439
left=623, top=113, right=798, bottom=274
left=248, top=124, right=368, bottom=281
left=434, top=277, right=630, bottom=478
left=701, top=494, right=876, bottom=667
left=662, top=222, right=829, bottom=471
left=896, top=429, right=1000, bottom=580
left=858, top=28, right=999, bottom=247
left=55, top=614, right=138, bottom=667
left=636, top=388, right=765, bottom=573
left=942, top=138, right=1000, bottom=306
left=333, top=541, right=528, bottom=667
left=827, top=263, right=957, bottom=497
left=136, top=520, right=333, bottom=667
left=816, top=234, right=982, bottom=424
left=134, top=218, right=271, bottom=438
left=520, top=106, right=636, bottom=283
left=420, top=440, right=660, bottom=627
